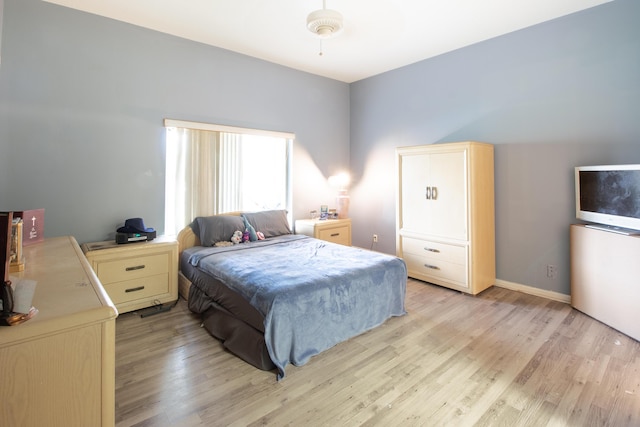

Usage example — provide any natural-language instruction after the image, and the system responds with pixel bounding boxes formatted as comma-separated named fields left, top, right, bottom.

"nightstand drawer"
left=295, top=218, right=352, bottom=246
left=317, top=225, right=350, bottom=246
left=104, top=274, right=169, bottom=305
left=95, top=253, right=169, bottom=284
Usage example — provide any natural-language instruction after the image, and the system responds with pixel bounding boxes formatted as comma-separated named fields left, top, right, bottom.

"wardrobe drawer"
left=403, top=253, right=468, bottom=286
left=401, top=237, right=466, bottom=265
left=104, top=274, right=169, bottom=305
left=95, top=253, right=169, bottom=284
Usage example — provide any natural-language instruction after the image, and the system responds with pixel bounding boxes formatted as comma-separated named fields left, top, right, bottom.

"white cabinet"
left=400, top=149, right=467, bottom=240
left=570, top=224, right=640, bottom=341
left=396, top=142, right=495, bottom=295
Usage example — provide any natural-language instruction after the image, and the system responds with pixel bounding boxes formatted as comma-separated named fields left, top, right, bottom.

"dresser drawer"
left=401, top=237, right=466, bottom=265
left=95, top=253, right=169, bottom=285
left=317, top=225, right=350, bottom=246
left=104, top=274, right=169, bottom=305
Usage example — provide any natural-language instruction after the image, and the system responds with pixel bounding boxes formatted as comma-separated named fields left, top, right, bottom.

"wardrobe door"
left=399, top=153, right=431, bottom=234
left=427, top=149, right=467, bottom=241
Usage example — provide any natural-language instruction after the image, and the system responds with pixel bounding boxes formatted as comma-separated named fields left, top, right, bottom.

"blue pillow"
left=192, top=215, right=245, bottom=247
left=243, top=216, right=258, bottom=242
left=242, top=210, right=291, bottom=238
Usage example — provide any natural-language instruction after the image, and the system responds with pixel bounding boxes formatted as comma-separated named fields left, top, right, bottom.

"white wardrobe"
left=396, top=141, right=495, bottom=295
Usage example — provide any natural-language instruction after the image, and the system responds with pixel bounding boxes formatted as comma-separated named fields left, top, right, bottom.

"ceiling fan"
left=306, top=0, right=344, bottom=56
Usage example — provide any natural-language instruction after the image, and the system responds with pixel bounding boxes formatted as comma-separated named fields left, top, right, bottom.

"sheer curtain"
left=164, top=119, right=293, bottom=236
left=218, top=133, right=242, bottom=213
left=164, top=127, right=218, bottom=235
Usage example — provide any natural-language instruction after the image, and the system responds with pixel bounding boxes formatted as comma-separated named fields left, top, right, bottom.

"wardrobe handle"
left=126, top=265, right=145, bottom=271
left=424, top=264, right=440, bottom=270
left=431, top=186, right=438, bottom=200
left=425, top=187, right=431, bottom=200
left=330, top=233, right=340, bottom=237
left=424, top=247, right=440, bottom=253
left=125, top=286, right=145, bottom=293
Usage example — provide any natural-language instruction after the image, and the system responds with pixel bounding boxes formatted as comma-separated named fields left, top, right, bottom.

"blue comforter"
left=188, top=234, right=407, bottom=379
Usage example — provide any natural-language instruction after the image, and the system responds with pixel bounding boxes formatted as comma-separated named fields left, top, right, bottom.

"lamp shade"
left=328, top=172, right=350, bottom=189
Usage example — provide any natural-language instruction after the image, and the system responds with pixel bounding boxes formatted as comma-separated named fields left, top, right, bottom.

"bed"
left=178, top=210, right=407, bottom=379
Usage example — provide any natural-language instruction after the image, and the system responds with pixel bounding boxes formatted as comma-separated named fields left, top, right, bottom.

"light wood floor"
left=115, top=279, right=640, bottom=426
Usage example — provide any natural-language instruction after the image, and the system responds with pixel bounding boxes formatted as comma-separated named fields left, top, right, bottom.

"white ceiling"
left=44, top=0, right=611, bottom=83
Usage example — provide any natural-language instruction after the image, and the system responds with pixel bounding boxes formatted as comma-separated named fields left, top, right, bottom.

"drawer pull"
left=424, top=264, right=440, bottom=270
left=330, top=233, right=340, bottom=237
left=125, top=265, right=145, bottom=271
left=125, top=286, right=145, bottom=293
left=424, top=247, right=440, bottom=253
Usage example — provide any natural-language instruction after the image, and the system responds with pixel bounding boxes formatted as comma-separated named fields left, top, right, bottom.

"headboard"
left=176, top=211, right=243, bottom=258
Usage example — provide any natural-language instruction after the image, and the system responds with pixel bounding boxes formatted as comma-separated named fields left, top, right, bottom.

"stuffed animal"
left=231, top=230, right=243, bottom=244
left=257, top=231, right=265, bottom=240
left=242, top=229, right=250, bottom=243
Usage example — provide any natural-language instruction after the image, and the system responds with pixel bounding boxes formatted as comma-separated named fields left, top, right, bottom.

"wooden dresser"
left=0, top=236, right=118, bottom=426
left=295, top=218, right=352, bottom=246
left=82, top=236, right=178, bottom=314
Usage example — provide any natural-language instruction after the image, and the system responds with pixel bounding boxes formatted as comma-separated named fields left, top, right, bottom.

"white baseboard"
left=494, top=279, right=571, bottom=304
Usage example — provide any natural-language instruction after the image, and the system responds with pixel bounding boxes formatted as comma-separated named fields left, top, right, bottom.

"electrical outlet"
left=546, top=264, right=556, bottom=278
left=373, top=234, right=378, bottom=243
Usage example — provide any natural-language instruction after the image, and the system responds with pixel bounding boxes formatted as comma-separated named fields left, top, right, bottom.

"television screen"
left=579, top=169, right=640, bottom=218
left=575, top=165, right=640, bottom=233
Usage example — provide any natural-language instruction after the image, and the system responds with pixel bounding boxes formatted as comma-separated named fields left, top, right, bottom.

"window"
left=164, top=119, right=293, bottom=235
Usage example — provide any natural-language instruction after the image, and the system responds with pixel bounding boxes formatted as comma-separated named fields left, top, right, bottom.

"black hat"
left=117, top=218, right=155, bottom=234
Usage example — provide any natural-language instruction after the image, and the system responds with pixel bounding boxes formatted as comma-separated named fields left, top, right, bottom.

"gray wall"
left=349, top=0, right=640, bottom=295
left=0, top=0, right=350, bottom=243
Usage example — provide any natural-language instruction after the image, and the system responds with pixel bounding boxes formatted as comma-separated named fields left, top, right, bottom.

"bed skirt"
left=184, top=269, right=276, bottom=371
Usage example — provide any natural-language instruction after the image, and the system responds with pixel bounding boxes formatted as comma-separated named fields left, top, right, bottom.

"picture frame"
left=1, top=212, right=11, bottom=283
left=320, top=205, right=329, bottom=220
left=10, top=219, right=24, bottom=272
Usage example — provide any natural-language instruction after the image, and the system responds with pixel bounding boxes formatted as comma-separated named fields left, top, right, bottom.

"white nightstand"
left=295, top=218, right=352, bottom=246
left=82, top=236, right=178, bottom=314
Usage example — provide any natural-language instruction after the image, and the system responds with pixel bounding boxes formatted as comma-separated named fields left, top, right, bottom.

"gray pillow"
left=242, top=210, right=291, bottom=238
left=191, top=215, right=245, bottom=247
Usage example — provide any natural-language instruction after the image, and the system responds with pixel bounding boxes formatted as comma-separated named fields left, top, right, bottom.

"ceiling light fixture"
left=307, top=0, right=343, bottom=56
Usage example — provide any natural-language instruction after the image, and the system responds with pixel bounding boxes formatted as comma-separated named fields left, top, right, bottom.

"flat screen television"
left=575, top=164, right=640, bottom=234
